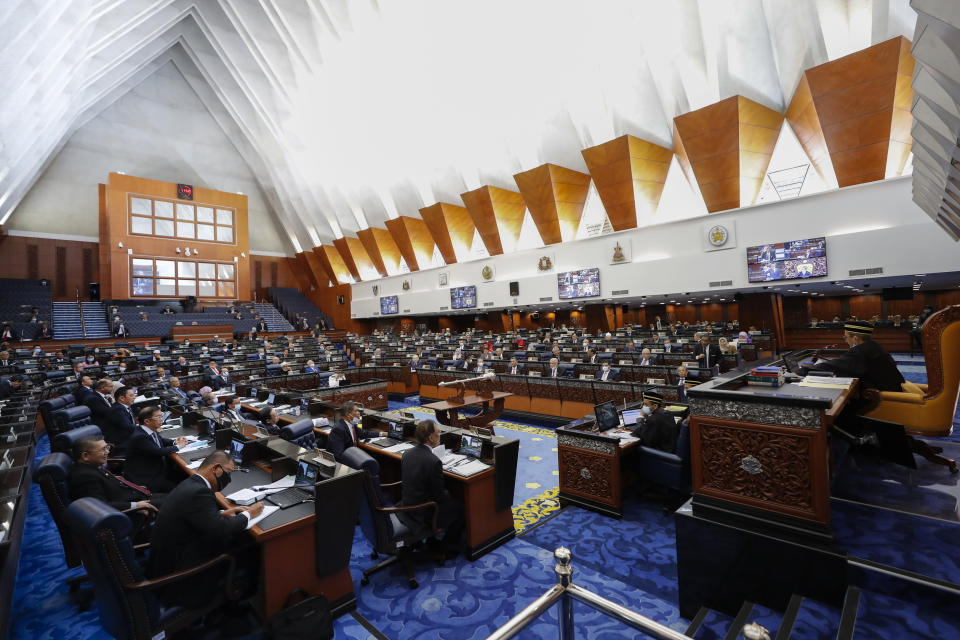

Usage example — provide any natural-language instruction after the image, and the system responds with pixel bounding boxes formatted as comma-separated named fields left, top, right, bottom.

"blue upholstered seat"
left=279, top=418, right=316, bottom=449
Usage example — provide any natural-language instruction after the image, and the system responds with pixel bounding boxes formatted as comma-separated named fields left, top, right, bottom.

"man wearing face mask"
left=148, top=451, right=262, bottom=608
left=630, top=390, right=679, bottom=453
left=327, top=401, right=382, bottom=461
left=598, top=362, right=619, bottom=381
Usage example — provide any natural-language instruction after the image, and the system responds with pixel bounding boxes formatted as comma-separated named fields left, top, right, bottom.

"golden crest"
left=402, top=280, right=410, bottom=290
left=708, top=225, right=729, bottom=246
left=612, top=242, right=625, bottom=262
left=537, top=256, right=552, bottom=271
left=481, top=266, right=493, bottom=281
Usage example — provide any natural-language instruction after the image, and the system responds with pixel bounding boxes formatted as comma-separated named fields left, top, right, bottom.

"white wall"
left=350, top=176, right=960, bottom=317
left=7, top=61, right=290, bottom=255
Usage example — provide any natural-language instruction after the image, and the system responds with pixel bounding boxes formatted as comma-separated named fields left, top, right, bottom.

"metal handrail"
left=77, top=294, right=87, bottom=339
left=486, top=547, right=695, bottom=640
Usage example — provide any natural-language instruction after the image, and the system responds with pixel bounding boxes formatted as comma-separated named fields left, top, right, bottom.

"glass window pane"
left=178, top=280, right=196, bottom=296
left=154, top=200, right=173, bottom=218
left=217, top=281, right=235, bottom=297
left=196, top=206, right=214, bottom=223
left=198, top=263, right=216, bottom=279
left=197, top=224, right=215, bottom=240
left=131, top=216, right=152, bottom=235
left=216, top=209, right=233, bottom=225
left=131, top=197, right=151, bottom=215
left=156, top=279, right=176, bottom=295
left=156, top=260, right=175, bottom=277
left=217, top=264, right=234, bottom=280
left=176, top=203, right=195, bottom=220
left=132, top=278, right=154, bottom=295
left=177, top=262, right=196, bottom=278
left=198, top=280, right=216, bottom=297
left=216, top=226, right=234, bottom=243
left=155, top=218, right=174, bottom=236
left=176, top=221, right=195, bottom=238
left=131, top=259, right=153, bottom=276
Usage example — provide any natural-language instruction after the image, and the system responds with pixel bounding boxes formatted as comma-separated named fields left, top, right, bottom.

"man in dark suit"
left=104, top=386, right=138, bottom=451
left=38, top=322, right=53, bottom=339
left=327, top=401, right=381, bottom=461
left=547, top=358, right=569, bottom=378
left=124, top=406, right=188, bottom=493
left=256, top=406, right=282, bottom=435
left=0, top=350, right=13, bottom=367
left=84, top=379, right=115, bottom=426
left=68, top=436, right=160, bottom=512
left=638, top=348, right=659, bottom=367
left=204, top=360, right=226, bottom=390
left=400, top=420, right=464, bottom=555
left=586, top=348, right=600, bottom=364
left=597, top=363, right=620, bottom=382
left=171, top=356, right=189, bottom=375
left=630, top=390, right=679, bottom=453
left=0, top=375, right=22, bottom=400
left=694, top=334, right=722, bottom=370
left=115, top=320, right=128, bottom=338
left=165, top=377, right=190, bottom=404
left=409, top=354, right=423, bottom=371
left=220, top=396, right=243, bottom=423
left=148, top=451, right=262, bottom=608
left=506, top=357, right=524, bottom=376
left=255, top=316, right=268, bottom=333
left=808, top=321, right=904, bottom=393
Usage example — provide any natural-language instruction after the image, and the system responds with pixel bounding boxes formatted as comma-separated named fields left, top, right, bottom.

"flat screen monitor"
left=380, top=296, right=399, bottom=315
left=387, top=421, right=404, bottom=441
left=558, top=268, right=601, bottom=299
left=229, top=438, right=245, bottom=465
left=594, top=401, right=619, bottom=431
left=267, top=392, right=275, bottom=405
left=460, top=434, right=482, bottom=458
left=296, top=459, right=320, bottom=485
left=621, top=408, right=645, bottom=426
left=746, top=237, right=827, bottom=283
left=450, top=286, right=477, bottom=309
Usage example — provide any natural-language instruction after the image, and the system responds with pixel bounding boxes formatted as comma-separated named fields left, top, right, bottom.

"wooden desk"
left=422, top=391, right=512, bottom=434
left=556, top=423, right=640, bottom=518
left=165, top=426, right=359, bottom=620
left=171, top=325, right=236, bottom=341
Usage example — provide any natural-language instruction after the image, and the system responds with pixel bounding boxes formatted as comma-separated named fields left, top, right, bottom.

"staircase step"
left=723, top=601, right=755, bottom=640
left=852, top=589, right=960, bottom=640
left=686, top=607, right=734, bottom=640
left=775, top=596, right=841, bottom=640
left=836, top=587, right=860, bottom=640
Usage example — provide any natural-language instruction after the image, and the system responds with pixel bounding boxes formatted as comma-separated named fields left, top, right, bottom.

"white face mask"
left=642, top=406, right=652, bottom=415
left=602, top=366, right=610, bottom=372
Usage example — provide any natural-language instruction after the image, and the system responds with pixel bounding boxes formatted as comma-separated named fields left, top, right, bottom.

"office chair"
left=636, top=420, right=692, bottom=511
left=52, top=424, right=103, bottom=455
left=63, top=497, right=236, bottom=640
left=342, top=447, right=440, bottom=589
left=279, top=418, right=317, bottom=449
left=50, top=405, right=94, bottom=438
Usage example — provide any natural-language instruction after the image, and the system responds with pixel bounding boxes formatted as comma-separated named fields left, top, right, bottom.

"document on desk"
left=256, top=475, right=295, bottom=491
left=185, top=459, right=203, bottom=470
left=246, top=505, right=280, bottom=530
left=447, top=459, right=490, bottom=477
left=799, top=375, right=855, bottom=389
left=385, top=442, right=414, bottom=454
left=177, top=440, right=212, bottom=453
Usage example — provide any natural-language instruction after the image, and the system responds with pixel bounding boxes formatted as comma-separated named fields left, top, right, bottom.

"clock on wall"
left=177, top=183, right=194, bottom=200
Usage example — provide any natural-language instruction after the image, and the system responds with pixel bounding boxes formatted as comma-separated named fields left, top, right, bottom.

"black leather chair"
left=39, top=393, right=75, bottom=434
left=636, top=420, right=692, bottom=501
left=52, top=424, right=103, bottom=455
left=63, top=497, right=236, bottom=640
left=51, top=405, right=94, bottom=438
left=279, top=418, right=316, bottom=449
left=343, top=447, right=439, bottom=589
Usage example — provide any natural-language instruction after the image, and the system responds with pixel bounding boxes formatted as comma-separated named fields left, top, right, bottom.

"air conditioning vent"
left=612, top=289, right=629, bottom=295
left=439, top=306, right=448, bottom=311
left=373, top=312, right=380, bottom=316
left=483, top=302, right=494, bottom=307
left=539, top=296, right=553, bottom=302
left=709, top=280, right=734, bottom=287
left=403, top=309, right=410, bottom=313
left=866, top=267, right=883, bottom=275
left=709, top=281, right=722, bottom=287
left=848, top=269, right=866, bottom=276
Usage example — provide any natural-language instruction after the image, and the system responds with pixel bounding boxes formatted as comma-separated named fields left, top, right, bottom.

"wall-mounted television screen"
left=380, top=296, right=399, bottom=315
left=746, top=237, right=827, bottom=283
left=558, top=268, right=601, bottom=299
left=450, top=285, right=477, bottom=309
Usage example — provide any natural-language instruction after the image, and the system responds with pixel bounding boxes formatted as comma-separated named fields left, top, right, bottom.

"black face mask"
left=215, top=468, right=232, bottom=491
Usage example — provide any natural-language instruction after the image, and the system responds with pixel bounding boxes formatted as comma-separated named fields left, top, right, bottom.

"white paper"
left=804, top=375, right=855, bottom=385
left=448, top=459, right=490, bottom=476
left=185, top=459, right=203, bottom=470
left=312, top=417, right=329, bottom=427
left=441, top=453, right=467, bottom=468
left=431, top=444, right=447, bottom=461
left=177, top=440, right=211, bottom=453
left=246, top=505, right=280, bottom=530
left=255, top=475, right=295, bottom=490
left=224, top=488, right=262, bottom=506
left=385, top=442, right=415, bottom=454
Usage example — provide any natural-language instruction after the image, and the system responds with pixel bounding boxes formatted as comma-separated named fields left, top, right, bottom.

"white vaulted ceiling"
left=0, top=0, right=918, bottom=254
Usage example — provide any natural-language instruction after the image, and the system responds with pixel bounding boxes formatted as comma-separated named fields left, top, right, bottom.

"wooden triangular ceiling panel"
left=299, top=251, right=330, bottom=288
left=418, top=203, right=475, bottom=264
left=357, top=227, right=401, bottom=277
left=513, top=164, right=591, bottom=244
left=315, top=245, right=351, bottom=285
left=673, top=95, right=783, bottom=212
left=333, top=236, right=377, bottom=281
left=385, top=216, right=435, bottom=271
left=790, top=36, right=914, bottom=188
left=460, top=186, right=527, bottom=256
left=581, top=135, right=672, bottom=230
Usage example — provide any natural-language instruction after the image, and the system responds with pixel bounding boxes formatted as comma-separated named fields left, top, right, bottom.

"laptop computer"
left=620, top=408, right=645, bottom=427
left=371, top=421, right=405, bottom=448
left=459, top=433, right=483, bottom=459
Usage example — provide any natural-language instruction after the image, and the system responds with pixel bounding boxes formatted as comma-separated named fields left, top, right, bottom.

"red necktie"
left=104, top=468, right=151, bottom=497
left=351, top=422, right=358, bottom=443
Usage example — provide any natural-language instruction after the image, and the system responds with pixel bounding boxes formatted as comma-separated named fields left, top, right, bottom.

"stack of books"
left=746, top=365, right=785, bottom=387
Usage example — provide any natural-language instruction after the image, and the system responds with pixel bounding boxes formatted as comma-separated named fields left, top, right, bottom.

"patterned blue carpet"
left=11, top=358, right=960, bottom=639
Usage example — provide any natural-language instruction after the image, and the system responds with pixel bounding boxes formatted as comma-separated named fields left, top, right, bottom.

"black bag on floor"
left=263, top=588, right=334, bottom=640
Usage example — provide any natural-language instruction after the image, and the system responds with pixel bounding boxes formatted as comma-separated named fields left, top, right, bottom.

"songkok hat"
left=643, top=390, right=664, bottom=405
left=844, top=320, right=874, bottom=335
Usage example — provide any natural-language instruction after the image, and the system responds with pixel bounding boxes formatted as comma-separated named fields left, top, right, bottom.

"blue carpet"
left=788, top=598, right=841, bottom=640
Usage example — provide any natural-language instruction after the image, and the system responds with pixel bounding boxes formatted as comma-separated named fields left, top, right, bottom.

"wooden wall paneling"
left=26, top=244, right=38, bottom=279
left=82, top=248, right=94, bottom=291
left=809, top=297, right=843, bottom=321
left=315, top=245, right=351, bottom=285
left=284, top=257, right=313, bottom=294
left=332, top=238, right=360, bottom=281
left=801, top=36, right=914, bottom=188
left=673, top=96, right=783, bottom=213
left=309, top=283, right=365, bottom=334
left=936, top=290, right=960, bottom=309
left=269, top=261, right=278, bottom=288
left=55, top=246, right=66, bottom=297
left=0, top=235, right=101, bottom=301
left=886, top=293, right=925, bottom=317
left=98, top=183, right=110, bottom=299
left=254, top=260, right=263, bottom=292
left=782, top=296, right=810, bottom=328
left=848, top=294, right=883, bottom=319
left=385, top=216, right=434, bottom=271
left=785, top=75, right=840, bottom=188
left=700, top=303, right=724, bottom=323
left=581, top=136, right=672, bottom=230
left=100, top=173, right=250, bottom=301
left=460, top=186, right=526, bottom=255
left=296, top=252, right=324, bottom=291
left=513, top=164, right=591, bottom=243
left=418, top=203, right=474, bottom=264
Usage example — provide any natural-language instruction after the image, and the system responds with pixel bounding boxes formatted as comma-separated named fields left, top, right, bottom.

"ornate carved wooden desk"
left=556, top=419, right=639, bottom=518
left=422, top=375, right=513, bottom=434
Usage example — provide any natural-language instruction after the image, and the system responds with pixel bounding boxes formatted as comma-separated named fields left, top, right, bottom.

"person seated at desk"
left=586, top=348, right=599, bottom=364
left=257, top=406, right=282, bottom=435
left=172, top=356, right=189, bottom=376
left=327, top=401, right=381, bottom=461
left=0, top=375, right=22, bottom=400
left=201, top=391, right=218, bottom=408
left=630, top=390, right=679, bottom=453
left=806, top=320, right=904, bottom=398
left=718, top=336, right=737, bottom=355
left=154, top=366, right=170, bottom=386
left=459, top=356, right=474, bottom=371
left=597, top=363, right=619, bottom=382
left=473, top=357, right=487, bottom=374
left=506, top=357, right=524, bottom=375
left=165, top=376, right=190, bottom=404
left=409, top=354, right=423, bottom=371
left=123, top=405, right=188, bottom=493
left=148, top=451, right=262, bottom=609
left=400, top=420, right=465, bottom=556
left=220, top=396, right=243, bottom=423
left=547, top=357, right=569, bottom=378
left=105, top=386, right=138, bottom=451
left=328, top=369, right=347, bottom=387
left=161, top=305, right=175, bottom=315
left=68, top=436, right=160, bottom=512
left=638, top=348, right=658, bottom=366
left=204, top=360, right=226, bottom=390
left=676, top=365, right=696, bottom=403
left=0, top=350, right=14, bottom=367
left=694, top=333, right=721, bottom=369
